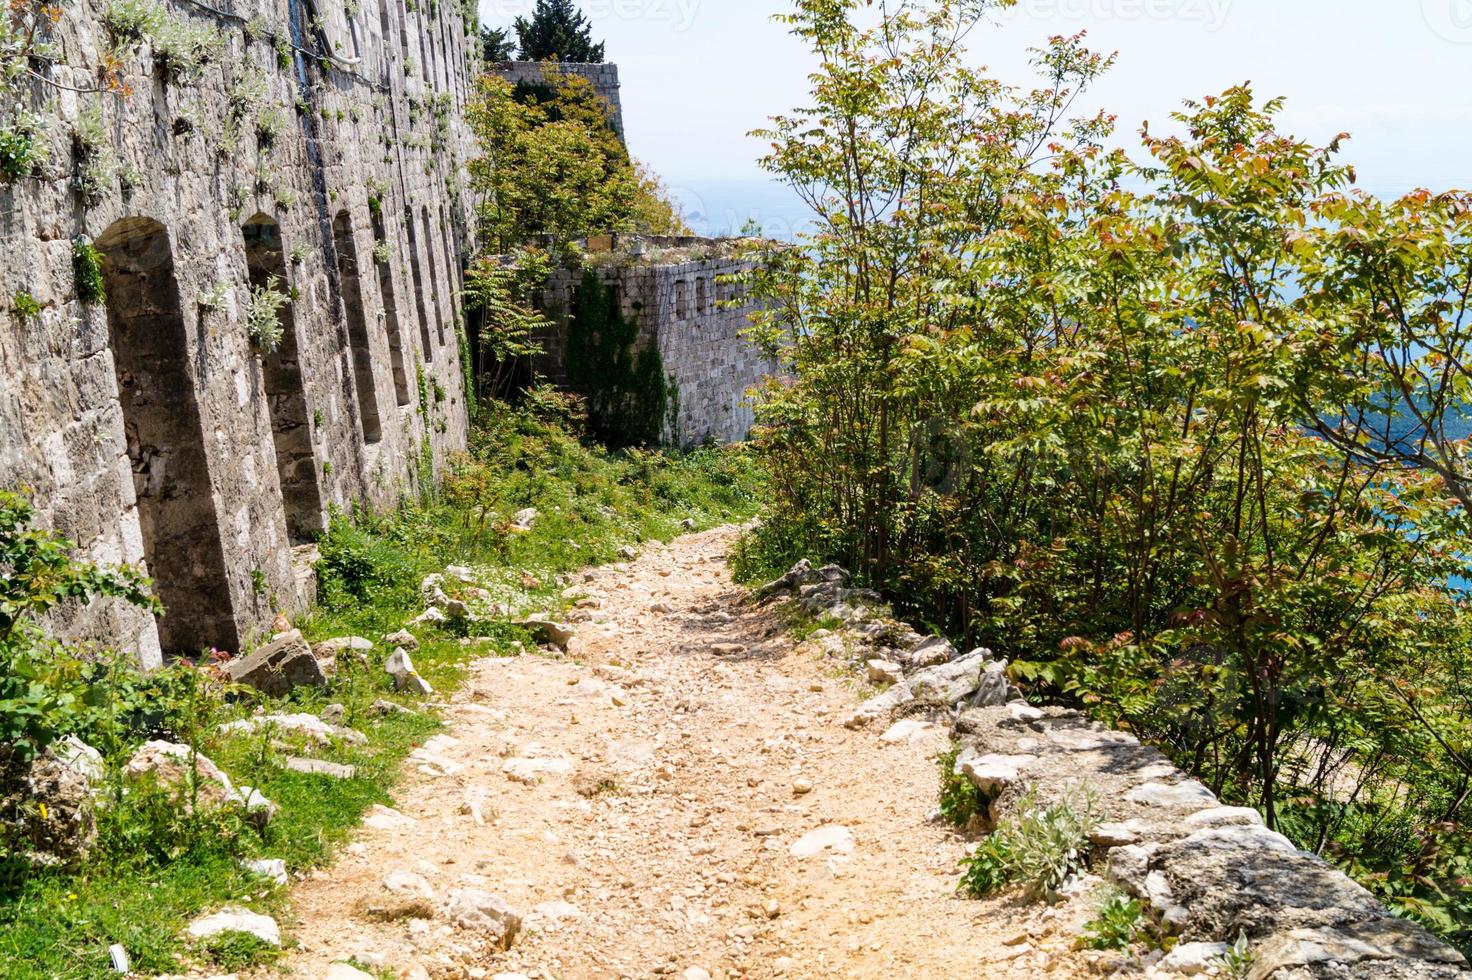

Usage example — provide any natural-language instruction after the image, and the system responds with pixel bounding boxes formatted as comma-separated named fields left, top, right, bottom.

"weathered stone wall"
left=0, top=0, right=476, bottom=664
left=533, top=241, right=780, bottom=447
left=491, top=60, right=624, bottom=139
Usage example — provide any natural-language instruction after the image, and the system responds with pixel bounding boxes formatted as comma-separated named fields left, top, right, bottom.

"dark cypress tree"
left=513, top=0, right=606, bottom=63
left=480, top=25, right=514, bottom=63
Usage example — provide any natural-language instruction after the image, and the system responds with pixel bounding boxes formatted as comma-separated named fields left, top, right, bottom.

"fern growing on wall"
left=564, top=269, right=673, bottom=447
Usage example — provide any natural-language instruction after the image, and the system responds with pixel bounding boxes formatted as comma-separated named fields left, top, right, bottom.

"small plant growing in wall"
left=152, top=17, right=223, bottom=84
left=196, top=281, right=229, bottom=314
left=72, top=239, right=107, bottom=305
left=11, top=291, right=42, bottom=322
left=72, top=106, right=117, bottom=207
left=0, top=112, right=49, bottom=184
left=255, top=106, right=286, bottom=150
left=371, top=240, right=390, bottom=264
left=247, top=276, right=290, bottom=352
left=101, top=0, right=163, bottom=56
left=291, top=242, right=310, bottom=265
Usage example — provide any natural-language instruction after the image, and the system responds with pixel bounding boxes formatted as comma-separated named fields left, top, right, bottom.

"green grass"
left=0, top=395, right=766, bottom=979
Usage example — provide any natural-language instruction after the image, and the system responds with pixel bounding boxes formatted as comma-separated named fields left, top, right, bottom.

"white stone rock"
left=1178, top=823, right=1298, bottom=854
left=1005, top=702, right=1044, bottom=723
left=1124, top=781, right=1218, bottom=810
left=789, top=825, right=855, bottom=858
left=503, top=744, right=574, bottom=784
left=51, top=735, right=106, bottom=789
left=683, top=970, right=713, bottom=980
left=413, top=606, right=447, bottom=626
left=531, top=901, right=582, bottom=923
left=879, top=719, right=940, bottom=744
left=363, top=804, right=417, bottom=830
left=382, top=629, right=420, bottom=650
left=1158, top=941, right=1229, bottom=975
left=907, top=649, right=995, bottom=704
left=324, top=965, right=378, bottom=980
left=284, top=757, right=358, bottom=780
left=242, top=858, right=288, bottom=885
left=386, top=648, right=434, bottom=695
left=185, top=908, right=280, bottom=946
left=1181, top=806, right=1264, bottom=831
left=866, top=659, right=903, bottom=684
left=1090, top=823, right=1144, bottom=848
left=510, top=508, right=538, bottom=531
left=385, top=871, right=437, bottom=900
left=955, top=749, right=1038, bottom=796
left=218, top=712, right=366, bottom=746
left=314, top=636, right=375, bottom=654
left=842, top=680, right=913, bottom=729
left=443, top=889, right=522, bottom=948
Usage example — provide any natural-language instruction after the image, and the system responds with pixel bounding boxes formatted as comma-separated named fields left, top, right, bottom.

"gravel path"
left=279, top=527, right=1099, bottom=979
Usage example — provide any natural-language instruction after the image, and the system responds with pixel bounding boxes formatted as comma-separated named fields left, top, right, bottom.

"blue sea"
left=665, top=177, right=815, bottom=242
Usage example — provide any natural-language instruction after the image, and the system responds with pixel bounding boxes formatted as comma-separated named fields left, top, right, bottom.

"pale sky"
left=477, top=0, right=1472, bottom=197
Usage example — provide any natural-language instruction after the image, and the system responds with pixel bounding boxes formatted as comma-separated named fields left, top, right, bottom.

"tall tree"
left=513, top=0, right=605, bottom=63
left=480, top=25, right=514, bottom=63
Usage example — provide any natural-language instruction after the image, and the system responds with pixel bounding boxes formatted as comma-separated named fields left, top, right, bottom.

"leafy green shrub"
left=72, top=239, right=107, bottom=305
left=958, top=788, right=1097, bottom=902
left=1082, top=889, right=1147, bottom=951
left=0, top=491, right=158, bottom=763
left=937, top=745, right=981, bottom=828
left=315, top=517, right=418, bottom=609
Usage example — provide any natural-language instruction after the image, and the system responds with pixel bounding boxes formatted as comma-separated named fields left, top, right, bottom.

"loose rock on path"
left=278, top=527, right=1101, bottom=979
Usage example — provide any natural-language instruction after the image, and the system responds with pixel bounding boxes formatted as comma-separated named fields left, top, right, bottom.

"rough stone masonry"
left=0, top=0, right=477, bottom=664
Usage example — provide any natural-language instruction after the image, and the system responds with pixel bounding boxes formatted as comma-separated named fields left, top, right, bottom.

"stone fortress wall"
left=533, top=238, right=782, bottom=447
left=0, top=0, right=476, bottom=665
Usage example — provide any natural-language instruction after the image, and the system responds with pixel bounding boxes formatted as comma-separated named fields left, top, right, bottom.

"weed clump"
left=958, top=787, right=1097, bottom=902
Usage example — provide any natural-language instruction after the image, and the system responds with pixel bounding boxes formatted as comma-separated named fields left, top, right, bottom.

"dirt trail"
left=281, top=527, right=1099, bottom=979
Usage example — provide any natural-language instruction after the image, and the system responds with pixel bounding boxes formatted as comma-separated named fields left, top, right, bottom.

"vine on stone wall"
left=564, top=268, right=675, bottom=447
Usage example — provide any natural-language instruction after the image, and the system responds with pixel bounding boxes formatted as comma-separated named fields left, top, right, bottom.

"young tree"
left=467, top=69, right=635, bottom=255
left=513, top=0, right=605, bottom=63
left=467, top=68, right=687, bottom=255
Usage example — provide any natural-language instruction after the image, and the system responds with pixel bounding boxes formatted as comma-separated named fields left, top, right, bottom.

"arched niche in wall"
left=95, top=216, right=239, bottom=657
left=368, top=202, right=412, bottom=405
left=241, top=213, right=326, bottom=545
left=404, top=204, right=436, bottom=362
left=332, top=209, right=384, bottom=443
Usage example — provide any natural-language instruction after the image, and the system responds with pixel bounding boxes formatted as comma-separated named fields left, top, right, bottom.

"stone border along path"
left=252, top=526, right=1466, bottom=980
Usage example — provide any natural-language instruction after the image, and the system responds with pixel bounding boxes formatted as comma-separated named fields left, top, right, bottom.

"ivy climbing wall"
left=0, top=0, right=476, bottom=662
left=534, top=239, right=783, bottom=448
